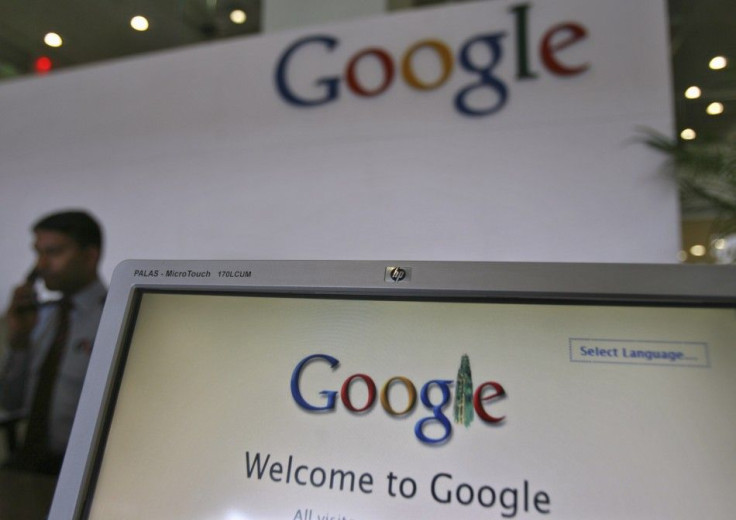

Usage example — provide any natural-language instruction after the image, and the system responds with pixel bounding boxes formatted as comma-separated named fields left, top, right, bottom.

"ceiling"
left=0, top=0, right=734, bottom=142
left=668, top=0, right=736, bottom=142
left=0, top=0, right=262, bottom=75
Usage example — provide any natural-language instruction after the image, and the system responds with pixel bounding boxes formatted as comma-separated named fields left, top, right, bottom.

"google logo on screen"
left=290, top=353, right=507, bottom=445
left=275, top=3, right=590, bottom=117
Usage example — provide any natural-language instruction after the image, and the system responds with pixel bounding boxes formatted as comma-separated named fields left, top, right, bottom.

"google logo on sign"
left=275, top=3, right=590, bottom=117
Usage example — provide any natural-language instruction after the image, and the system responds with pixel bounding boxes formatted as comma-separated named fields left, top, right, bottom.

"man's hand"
left=6, top=282, right=38, bottom=350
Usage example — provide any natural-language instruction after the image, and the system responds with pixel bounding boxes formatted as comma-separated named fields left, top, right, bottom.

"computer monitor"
left=50, top=260, right=736, bottom=519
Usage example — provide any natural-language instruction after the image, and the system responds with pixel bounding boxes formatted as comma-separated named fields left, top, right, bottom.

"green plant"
left=641, top=130, right=736, bottom=217
left=641, top=129, right=736, bottom=263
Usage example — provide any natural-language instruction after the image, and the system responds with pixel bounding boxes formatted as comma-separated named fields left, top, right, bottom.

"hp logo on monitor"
left=385, top=266, right=411, bottom=283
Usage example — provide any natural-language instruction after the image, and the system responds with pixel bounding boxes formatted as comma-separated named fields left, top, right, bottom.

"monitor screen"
left=50, top=261, right=736, bottom=519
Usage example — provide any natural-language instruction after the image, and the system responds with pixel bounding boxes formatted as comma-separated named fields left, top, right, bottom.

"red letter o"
left=341, top=374, right=377, bottom=412
left=345, top=48, right=395, bottom=97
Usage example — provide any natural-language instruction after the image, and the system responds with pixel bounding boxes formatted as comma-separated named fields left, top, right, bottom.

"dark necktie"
left=21, top=298, right=72, bottom=467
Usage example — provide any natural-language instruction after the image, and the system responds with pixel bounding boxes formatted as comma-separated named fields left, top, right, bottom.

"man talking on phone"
left=0, top=210, right=106, bottom=475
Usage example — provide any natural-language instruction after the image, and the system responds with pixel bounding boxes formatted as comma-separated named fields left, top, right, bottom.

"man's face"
left=34, top=230, right=98, bottom=294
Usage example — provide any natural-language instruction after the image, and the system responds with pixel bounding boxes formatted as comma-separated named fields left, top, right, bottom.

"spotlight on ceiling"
left=706, top=102, right=724, bottom=115
left=709, top=56, right=727, bottom=70
left=230, top=9, right=247, bottom=24
left=684, top=86, right=701, bottom=99
left=131, top=16, right=150, bottom=32
left=44, top=32, right=63, bottom=48
left=680, top=128, right=696, bottom=140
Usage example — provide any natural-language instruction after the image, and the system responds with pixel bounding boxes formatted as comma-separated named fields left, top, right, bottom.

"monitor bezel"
left=49, top=260, right=736, bottom=519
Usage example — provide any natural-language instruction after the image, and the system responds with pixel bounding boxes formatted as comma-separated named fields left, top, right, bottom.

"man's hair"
left=33, top=210, right=103, bottom=251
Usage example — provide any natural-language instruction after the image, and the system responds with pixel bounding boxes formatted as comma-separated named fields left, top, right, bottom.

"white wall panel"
left=0, top=0, right=676, bottom=301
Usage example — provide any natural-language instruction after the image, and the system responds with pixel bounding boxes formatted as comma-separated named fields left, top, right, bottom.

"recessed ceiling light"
left=131, top=15, right=150, bottom=32
left=44, top=32, right=63, bottom=48
left=689, top=244, right=707, bottom=257
left=680, top=128, right=696, bottom=140
left=706, top=102, right=724, bottom=115
left=709, top=56, right=727, bottom=70
left=230, top=9, right=247, bottom=24
left=684, top=86, right=701, bottom=99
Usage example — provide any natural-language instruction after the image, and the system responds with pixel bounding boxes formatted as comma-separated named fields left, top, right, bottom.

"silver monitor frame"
left=50, top=260, right=736, bottom=519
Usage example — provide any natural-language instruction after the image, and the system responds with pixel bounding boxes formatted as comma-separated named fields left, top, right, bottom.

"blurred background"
left=0, top=0, right=735, bottom=263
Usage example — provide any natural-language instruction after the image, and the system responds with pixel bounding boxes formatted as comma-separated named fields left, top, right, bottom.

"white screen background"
left=87, top=293, right=736, bottom=519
